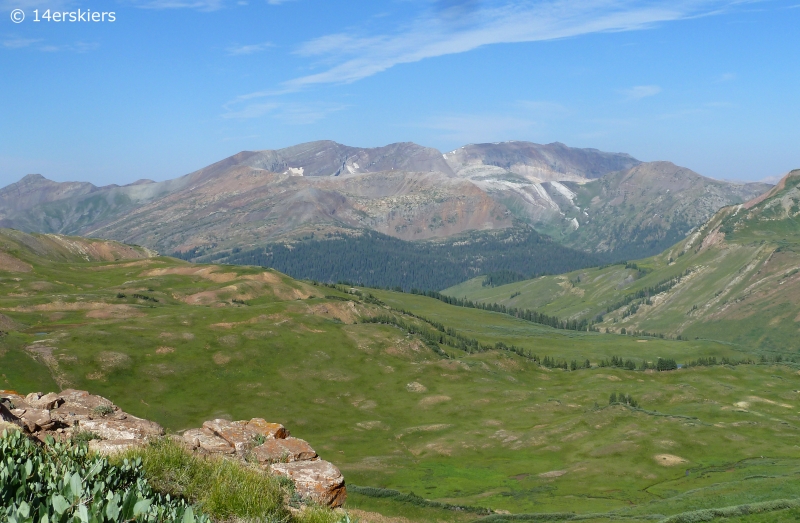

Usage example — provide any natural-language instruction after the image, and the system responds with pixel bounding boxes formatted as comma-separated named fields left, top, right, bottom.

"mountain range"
left=0, top=140, right=771, bottom=286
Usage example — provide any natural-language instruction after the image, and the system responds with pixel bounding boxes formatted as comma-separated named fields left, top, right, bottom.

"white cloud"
left=280, top=0, right=748, bottom=90
left=621, top=85, right=662, bottom=100
left=226, top=42, right=273, bottom=55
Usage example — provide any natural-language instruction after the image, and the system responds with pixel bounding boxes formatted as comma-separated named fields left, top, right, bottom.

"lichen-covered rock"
left=79, top=416, right=164, bottom=441
left=253, top=437, right=317, bottom=463
left=25, top=392, right=63, bottom=410
left=203, top=418, right=288, bottom=453
left=246, top=418, right=289, bottom=439
left=50, top=389, right=118, bottom=423
left=89, top=439, right=141, bottom=455
left=270, top=460, right=346, bottom=508
left=183, top=428, right=235, bottom=454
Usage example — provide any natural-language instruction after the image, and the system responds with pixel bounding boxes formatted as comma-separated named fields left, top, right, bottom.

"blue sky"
left=1, top=0, right=798, bottom=187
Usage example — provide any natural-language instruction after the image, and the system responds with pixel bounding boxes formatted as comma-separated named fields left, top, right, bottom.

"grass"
left=118, top=438, right=300, bottom=522
left=3, top=229, right=800, bottom=522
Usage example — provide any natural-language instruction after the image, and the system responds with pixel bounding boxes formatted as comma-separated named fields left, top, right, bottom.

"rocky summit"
left=0, top=389, right=346, bottom=508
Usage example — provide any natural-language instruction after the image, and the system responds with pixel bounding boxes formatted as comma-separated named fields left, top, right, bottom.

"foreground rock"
left=271, top=460, right=347, bottom=508
left=0, top=389, right=346, bottom=508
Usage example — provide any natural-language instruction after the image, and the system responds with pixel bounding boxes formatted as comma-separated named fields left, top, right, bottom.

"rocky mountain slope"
left=444, top=141, right=641, bottom=182
left=445, top=170, right=800, bottom=351
left=556, top=161, right=772, bottom=258
left=0, top=140, right=771, bottom=267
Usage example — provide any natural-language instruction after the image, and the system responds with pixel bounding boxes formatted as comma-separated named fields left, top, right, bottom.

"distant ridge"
left=0, top=140, right=773, bottom=280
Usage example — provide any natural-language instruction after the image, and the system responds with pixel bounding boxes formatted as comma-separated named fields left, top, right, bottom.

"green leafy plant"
left=0, top=429, right=208, bottom=523
left=70, top=430, right=100, bottom=445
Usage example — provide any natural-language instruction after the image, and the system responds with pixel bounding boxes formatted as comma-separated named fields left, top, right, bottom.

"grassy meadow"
left=2, top=229, right=800, bottom=522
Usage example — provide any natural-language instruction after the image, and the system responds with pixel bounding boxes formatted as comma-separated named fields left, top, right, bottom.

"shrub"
left=93, top=405, right=115, bottom=417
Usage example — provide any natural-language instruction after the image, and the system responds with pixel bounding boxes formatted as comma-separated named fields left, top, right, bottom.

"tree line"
left=174, top=226, right=601, bottom=292
left=408, top=288, right=595, bottom=332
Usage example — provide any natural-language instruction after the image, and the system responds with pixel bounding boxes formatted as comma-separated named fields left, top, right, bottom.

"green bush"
left=0, top=429, right=206, bottom=523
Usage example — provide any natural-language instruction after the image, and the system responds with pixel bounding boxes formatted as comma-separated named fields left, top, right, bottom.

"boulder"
left=19, top=408, right=56, bottom=432
left=89, top=439, right=141, bottom=455
left=203, top=418, right=288, bottom=453
left=79, top=415, right=164, bottom=441
left=246, top=418, right=289, bottom=439
left=0, top=401, right=23, bottom=430
left=253, top=437, right=317, bottom=464
left=183, top=428, right=235, bottom=454
left=25, top=392, right=64, bottom=410
left=270, top=460, right=346, bottom=507
left=50, top=389, right=118, bottom=423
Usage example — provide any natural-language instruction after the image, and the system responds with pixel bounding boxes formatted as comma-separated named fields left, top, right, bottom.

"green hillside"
left=444, top=171, right=800, bottom=355
left=2, top=228, right=800, bottom=522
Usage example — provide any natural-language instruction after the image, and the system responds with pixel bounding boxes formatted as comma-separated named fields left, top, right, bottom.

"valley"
left=2, top=227, right=800, bottom=522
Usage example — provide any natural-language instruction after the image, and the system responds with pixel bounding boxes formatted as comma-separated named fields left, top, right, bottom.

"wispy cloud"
left=222, top=101, right=346, bottom=124
left=40, top=41, right=99, bottom=53
left=2, top=38, right=42, bottom=49
left=226, top=42, right=274, bottom=55
left=621, top=85, right=662, bottom=100
left=128, top=0, right=292, bottom=7
left=130, top=0, right=226, bottom=10
left=0, top=0, right=71, bottom=8
left=2, top=37, right=97, bottom=52
left=716, top=72, right=736, bottom=82
left=281, top=0, right=747, bottom=91
left=516, top=100, right=570, bottom=116
left=419, top=112, right=538, bottom=144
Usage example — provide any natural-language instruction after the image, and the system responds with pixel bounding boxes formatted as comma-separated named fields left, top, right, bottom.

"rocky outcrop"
left=0, top=389, right=346, bottom=508
left=183, top=418, right=344, bottom=507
